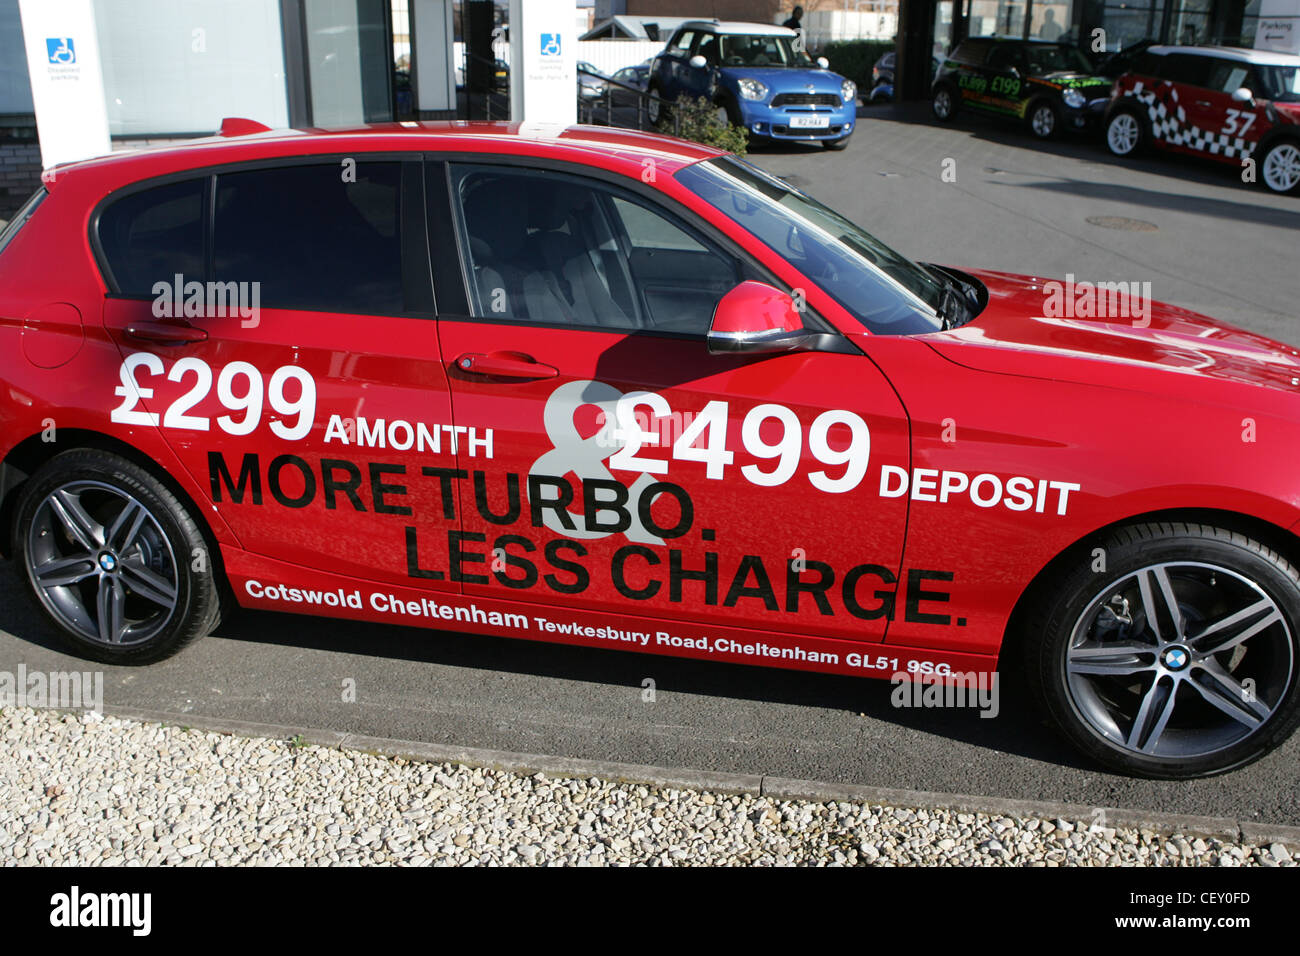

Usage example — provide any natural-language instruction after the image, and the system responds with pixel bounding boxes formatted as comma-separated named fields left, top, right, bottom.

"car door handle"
left=453, top=352, right=558, bottom=380
left=1195, top=99, right=1212, bottom=107
left=124, top=321, right=209, bottom=344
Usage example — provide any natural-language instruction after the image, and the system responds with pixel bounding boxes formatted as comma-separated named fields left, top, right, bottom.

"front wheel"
left=16, top=449, right=222, bottom=664
left=1027, top=100, right=1059, bottom=139
left=647, top=86, right=668, bottom=126
left=1024, top=522, right=1300, bottom=778
left=1260, top=139, right=1300, bottom=195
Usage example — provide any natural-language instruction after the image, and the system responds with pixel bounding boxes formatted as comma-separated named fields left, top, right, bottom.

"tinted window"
left=213, top=162, right=402, bottom=314
left=1160, top=53, right=1214, bottom=87
left=99, top=178, right=205, bottom=296
left=1205, top=59, right=1253, bottom=94
left=987, top=44, right=1024, bottom=72
left=452, top=164, right=740, bottom=334
left=953, top=39, right=992, bottom=66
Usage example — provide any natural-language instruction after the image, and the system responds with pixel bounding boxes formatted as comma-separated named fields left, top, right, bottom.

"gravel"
left=0, top=706, right=1293, bottom=866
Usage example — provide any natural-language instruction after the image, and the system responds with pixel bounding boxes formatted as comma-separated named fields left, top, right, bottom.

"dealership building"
left=1, top=0, right=1297, bottom=218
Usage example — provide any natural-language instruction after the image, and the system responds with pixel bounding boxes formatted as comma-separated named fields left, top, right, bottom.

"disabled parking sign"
left=540, top=33, right=560, bottom=56
left=46, top=37, right=76, bottom=64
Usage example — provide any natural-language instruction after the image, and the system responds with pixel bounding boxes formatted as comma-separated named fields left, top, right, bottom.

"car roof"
left=679, top=20, right=796, bottom=38
left=1148, top=44, right=1300, bottom=67
left=961, top=35, right=1072, bottom=46
left=44, top=122, right=724, bottom=191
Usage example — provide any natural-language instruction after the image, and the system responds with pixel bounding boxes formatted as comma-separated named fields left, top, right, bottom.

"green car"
left=932, top=36, right=1112, bottom=139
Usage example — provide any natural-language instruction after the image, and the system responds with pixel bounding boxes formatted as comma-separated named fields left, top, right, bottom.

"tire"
left=714, top=96, right=741, bottom=127
left=1023, top=522, right=1300, bottom=779
left=1027, top=99, right=1059, bottom=139
left=1105, top=107, right=1147, bottom=157
left=1259, top=139, right=1300, bottom=195
left=15, top=448, right=221, bottom=664
left=647, top=85, right=668, bottom=126
left=821, top=135, right=851, bottom=150
left=932, top=83, right=958, bottom=122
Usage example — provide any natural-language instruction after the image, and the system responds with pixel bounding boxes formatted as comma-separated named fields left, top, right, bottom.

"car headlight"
left=1063, top=88, right=1086, bottom=109
left=841, top=79, right=857, bottom=104
left=738, top=78, right=768, bottom=101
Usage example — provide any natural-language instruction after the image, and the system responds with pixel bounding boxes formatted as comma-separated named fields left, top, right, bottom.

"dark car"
left=931, top=36, right=1112, bottom=138
left=868, top=51, right=941, bottom=103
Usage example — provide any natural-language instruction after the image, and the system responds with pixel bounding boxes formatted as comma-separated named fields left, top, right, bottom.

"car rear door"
left=96, top=156, right=460, bottom=594
left=425, top=157, right=911, bottom=645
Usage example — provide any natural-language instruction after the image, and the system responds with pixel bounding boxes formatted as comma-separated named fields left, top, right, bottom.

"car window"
left=1161, top=53, right=1214, bottom=87
left=98, top=178, right=206, bottom=297
left=0, top=187, right=46, bottom=260
left=1255, top=62, right=1300, bottom=102
left=1023, top=44, right=1094, bottom=74
left=1206, top=60, right=1252, bottom=94
left=953, top=39, right=991, bottom=66
left=451, top=164, right=741, bottom=335
left=670, top=31, right=694, bottom=53
left=212, top=161, right=403, bottom=315
left=987, top=44, right=1023, bottom=72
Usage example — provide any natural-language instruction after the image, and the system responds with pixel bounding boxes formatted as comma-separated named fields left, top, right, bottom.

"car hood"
left=1272, top=101, right=1300, bottom=123
left=722, top=67, right=845, bottom=92
left=925, top=268, right=1300, bottom=395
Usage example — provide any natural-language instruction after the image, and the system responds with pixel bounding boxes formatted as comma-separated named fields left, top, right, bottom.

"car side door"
left=1191, top=58, right=1269, bottom=160
left=983, top=43, right=1026, bottom=115
left=97, top=157, right=461, bottom=595
left=425, top=158, right=912, bottom=646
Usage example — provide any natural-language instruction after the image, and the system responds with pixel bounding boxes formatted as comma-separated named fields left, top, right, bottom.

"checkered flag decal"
left=1129, top=80, right=1255, bottom=159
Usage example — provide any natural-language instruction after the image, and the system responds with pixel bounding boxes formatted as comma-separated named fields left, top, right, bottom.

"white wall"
left=1255, top=0, right=1300, bottom=53
left=93, top=0, right=289, bottom=135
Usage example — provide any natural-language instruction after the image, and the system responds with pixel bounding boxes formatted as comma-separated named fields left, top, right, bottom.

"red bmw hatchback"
left=3, top=121, right=1300, bottom=778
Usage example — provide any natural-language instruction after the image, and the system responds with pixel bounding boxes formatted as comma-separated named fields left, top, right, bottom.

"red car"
left=2, top=121, right=1299, bottom=779
left=1104, top=45, right=1300, bottom=194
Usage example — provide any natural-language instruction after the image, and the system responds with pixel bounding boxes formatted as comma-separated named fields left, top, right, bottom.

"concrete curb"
left=102, top=703, right=1300, bottom=849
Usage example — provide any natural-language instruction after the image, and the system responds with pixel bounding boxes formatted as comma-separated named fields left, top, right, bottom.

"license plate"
left=789, top=114, right=830, bottom=129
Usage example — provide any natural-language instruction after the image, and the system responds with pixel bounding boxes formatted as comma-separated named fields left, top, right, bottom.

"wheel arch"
left=0, top=429, right=232, bottom=587
left=998, top=506, right=1300, bottom=668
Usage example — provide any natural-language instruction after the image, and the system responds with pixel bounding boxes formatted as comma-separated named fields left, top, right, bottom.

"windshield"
left=676, top=157, right=948, bottom=334
left=712, top=34, right=814, bottom=68
left=1024, top=44, right=1095, bottom=75
left=1256, top=63, right=1300, bottom=103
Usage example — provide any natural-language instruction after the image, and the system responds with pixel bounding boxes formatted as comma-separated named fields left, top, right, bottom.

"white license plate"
left=789, top=114, right=830, bottom=129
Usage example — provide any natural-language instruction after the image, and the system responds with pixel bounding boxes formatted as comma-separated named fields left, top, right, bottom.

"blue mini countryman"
left=647, top=20, right=857, bottom=150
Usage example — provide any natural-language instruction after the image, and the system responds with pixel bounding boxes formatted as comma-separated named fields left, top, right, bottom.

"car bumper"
left=1062, top=98, right=1109, bottom=131
left=740, top=103, right=856, bottom=141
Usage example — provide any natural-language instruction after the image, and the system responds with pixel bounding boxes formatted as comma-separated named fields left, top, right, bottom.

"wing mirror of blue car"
left=817, top=56, right=830, bottom=68
left=690, top=54, right=708, bottom=69
left=1231, top=87, right=1255, bottom=104
left=707, top=281, right=817, bottom=355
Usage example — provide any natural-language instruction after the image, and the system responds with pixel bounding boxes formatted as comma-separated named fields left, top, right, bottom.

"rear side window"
left=98, top=179, right=206, bottom=296
left=1160, top=53, right=1214, bottom=87
left=212, top=162, right=403, bottom=314
left=952, top=40, right=991, bottom=66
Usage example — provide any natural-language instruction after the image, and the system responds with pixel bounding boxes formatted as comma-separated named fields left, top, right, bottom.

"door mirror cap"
left=689, top=54, right=708, bottom=69
left=817, top=56, right=830, bottom=69
left=707, top=281, right=814, bottom=355
left=1232, top=86, right=1254, bottom=104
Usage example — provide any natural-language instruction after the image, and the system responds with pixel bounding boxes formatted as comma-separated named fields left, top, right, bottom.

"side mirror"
left=707, top=281, right=813, bottom=355
left=689, top=54, right=707, bottom=69
left=817, top=56, right=830, bottom=69
left=1231, top=87, right=1254, bottom=104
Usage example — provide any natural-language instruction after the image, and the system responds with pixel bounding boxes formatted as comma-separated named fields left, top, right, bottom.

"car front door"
left=1188, top=58, right=1268, bottom=161
left=426, top=159, right=911, bottom=646
left=98, top=158, right=460, bottom=594
left=983, top=43, right=1026, bottom=115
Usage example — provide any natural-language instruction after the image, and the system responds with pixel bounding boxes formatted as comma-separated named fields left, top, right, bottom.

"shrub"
left=659, top=95, right=749, bottom=156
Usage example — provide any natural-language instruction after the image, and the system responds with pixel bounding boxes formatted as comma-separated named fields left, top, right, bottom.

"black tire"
left=1104, top=106, right=1148, bottom=158
left=15, top=448, right=221, bottom=664
left=1023, top=522, right=1300, bottom=778
left=714, top=95, right=741, bottom=127
left=821, top=135, right=851, bottom=150
left=1259, top=138, right=1300, bottom=195
left=931, top=83, right=959, bottom=122
left=647, top=85, right=669, bottom=126
left=1027, top=99, right=1060, bottom=139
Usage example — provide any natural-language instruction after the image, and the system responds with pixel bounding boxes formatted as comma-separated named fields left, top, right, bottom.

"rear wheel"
left=1260, top=139, right=1300, bottom=195
left=932, top=84, right=958, bottom=122
left=1105, top=108, right=1146, bottom=157
left=16, top=449, right=221, bottom=664
left=647, top=85, right=668, bottom=126
left=1024, top=522, right=1300, bottom=778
